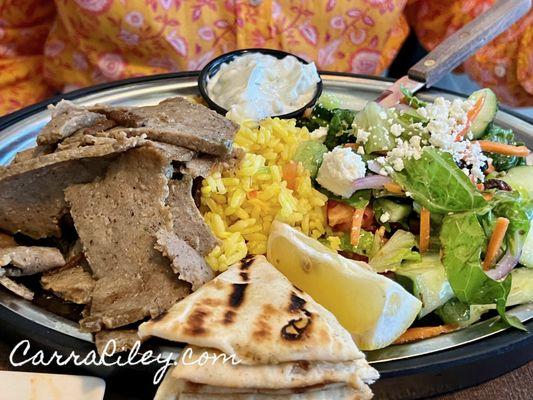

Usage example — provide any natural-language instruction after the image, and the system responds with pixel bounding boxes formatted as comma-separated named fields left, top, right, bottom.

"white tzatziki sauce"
left=206, top=53, right=320, bottom=122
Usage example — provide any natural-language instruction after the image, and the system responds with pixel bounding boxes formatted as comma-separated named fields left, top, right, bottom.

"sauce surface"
left=207, top=53, right=320, bottom=122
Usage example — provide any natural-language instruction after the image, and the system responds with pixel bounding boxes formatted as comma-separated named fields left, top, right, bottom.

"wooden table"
left=1, top=338, right=531, bottom=399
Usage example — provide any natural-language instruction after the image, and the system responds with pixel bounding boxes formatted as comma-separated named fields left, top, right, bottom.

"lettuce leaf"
left=400, top=85, right=427, bottom=109
left=339, top=230, right=380, bottom=258
left=440, top=212, right=525, bottom=330
left=482, top=124, right=526, bottom=171
left=369, top=230, right=420, bottom=272
left=352, top=102, right=396, bottom=154
left=491, top=191, right=533, bottom=257
left=393, top=148, right=487, bottom=214
left=324, top=109, right=357, bottom=150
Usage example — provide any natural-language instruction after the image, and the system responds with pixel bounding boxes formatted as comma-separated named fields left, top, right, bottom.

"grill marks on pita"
left=229, top=261, right=251, bottom=309
left=143, top=257, right=378, bottom=399
left=282, top=293, right=313, bottom=341
left=139, top=256, right=364, bottom=365
left=0, top=96, right=238, bottom=354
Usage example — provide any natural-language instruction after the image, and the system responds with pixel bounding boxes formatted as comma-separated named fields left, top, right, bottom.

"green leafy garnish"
left=369, top=230, right=420, bottom=272
left=393, top=148, right=487, bottom=214
left=482, top=124, right=526, bottom=171
left=324, top=108, right=357, bottom=150
left=491, top=191, right=533, bottom=257
left=339, top=231, right=380, bottom=258
left=440, top=212, right=525, bottom=330
left=296, top=104, right=333, bottom=131
left=400, top=85, right=427, bottom=109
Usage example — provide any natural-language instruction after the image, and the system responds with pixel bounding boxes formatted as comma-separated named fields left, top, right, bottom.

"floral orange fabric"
left=0, top=0, right=531, bottom=115
left=406, top=0, right=533, bottom=107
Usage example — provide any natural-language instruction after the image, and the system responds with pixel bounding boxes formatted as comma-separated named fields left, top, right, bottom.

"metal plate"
left=0, top=72, right=532, bottom=366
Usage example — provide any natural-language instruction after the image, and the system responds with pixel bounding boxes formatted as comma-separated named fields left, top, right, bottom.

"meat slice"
left=91, top=97, right=238, bottom=156
left=41, top=264, right=95, bottom=304
left=181, top=148, right=244, bottom=178
left=65, top=147, right=190, bottom=332
left=0, top=275, right=33, bottom=300
left=0, top=246, right=65, bottom=276
left=146, top=141, right=196, bottom=162
left=167, top=175, right=218, bottom=256
left=0, top=233, right=16, bottom=248
left=56, top=119, right=118, bottom=151
left=155, top=230, right=214, bottom=291
left=0, top=136, right=144, bottom=239
left=10, top=145, right=54, bottom=164
left=95, top=329, right=140, bottom=355
left=37, top=109, right=107, bottom=145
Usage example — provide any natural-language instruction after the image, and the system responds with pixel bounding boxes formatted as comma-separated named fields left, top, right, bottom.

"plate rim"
left=0, top=71, right=531, bottom=379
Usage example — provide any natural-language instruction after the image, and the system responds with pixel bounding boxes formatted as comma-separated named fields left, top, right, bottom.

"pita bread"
left=139, top=256, right=363, bottom=364
left=168, top=346, right=377, bottom=391
left=155, top=371, right=373, bottom=400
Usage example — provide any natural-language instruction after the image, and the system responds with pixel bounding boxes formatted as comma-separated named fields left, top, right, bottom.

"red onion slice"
left=485, top=250, right=520, bottom=281
left=352, top=175, right=392, bottom=191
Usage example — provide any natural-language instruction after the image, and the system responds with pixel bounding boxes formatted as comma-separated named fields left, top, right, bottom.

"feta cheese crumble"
left=369, top=96, right=487, bottom=182
left=316, top=147, right=366, bottom=198
left=379, top=212, right=391, bottom=223
left=309, top=126, right=328, bottom=142
left=355, top=128, right=371, bottom=144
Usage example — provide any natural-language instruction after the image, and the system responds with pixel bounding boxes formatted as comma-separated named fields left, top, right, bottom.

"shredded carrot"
left=456, top=95, right=485, bottom=141
left=475, top=141, right=531, bottom=157
left=394, top=325, right=458, bottom=345
left=476, top=183, right=484, bottom=191
left=419, top=207, right=430, bottom=253
left=282, top=161, right=299, bottom=190
left=350, top=209, right=365, bottom=246
left=484, top=161, right=495, bottom=175
left=483, top=193, right=494, bottom=201
left=483, top=217, right=510, bottom=270
left=384, top=182, right=404, bottom=194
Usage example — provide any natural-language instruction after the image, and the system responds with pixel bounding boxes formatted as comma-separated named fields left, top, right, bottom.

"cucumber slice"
left=373, top=198, right=411, bottom=223
left=468, top=88, right=498, bottom=138
left=395, top=253, right=454, bottom=318
left=317, top=93, right=342, bottom=110
left=293, top=141, right=328, bottom=178
left=519, top=227, right=533, bottom=268
left=502, top=166, right=533, bottom=198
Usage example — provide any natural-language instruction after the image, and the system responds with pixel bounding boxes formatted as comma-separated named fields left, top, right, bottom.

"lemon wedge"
left=267, top=221, right=422, bottom=350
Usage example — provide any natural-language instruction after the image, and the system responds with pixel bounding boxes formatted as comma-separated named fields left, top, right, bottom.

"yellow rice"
left=201, top=118, right=328, bottom=271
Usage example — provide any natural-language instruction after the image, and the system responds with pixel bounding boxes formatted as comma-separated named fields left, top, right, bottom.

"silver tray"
left=0, top=72, right=531, bottom=367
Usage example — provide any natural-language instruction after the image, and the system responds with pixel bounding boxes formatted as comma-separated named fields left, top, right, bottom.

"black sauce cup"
left=198, top=48, right=323, bottom=119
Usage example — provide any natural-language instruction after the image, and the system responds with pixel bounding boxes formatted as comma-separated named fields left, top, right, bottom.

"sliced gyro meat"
left=65, top=147, right=190, bottom=332
left=91, top=97, right=238, bottom=156
left=155, top=230, right=214, bottom=291
left=0, top=136, right=145, bottom=239
left=0, top=246, right=65, bottom=276
left=167, top=175, right=219, bottom=256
